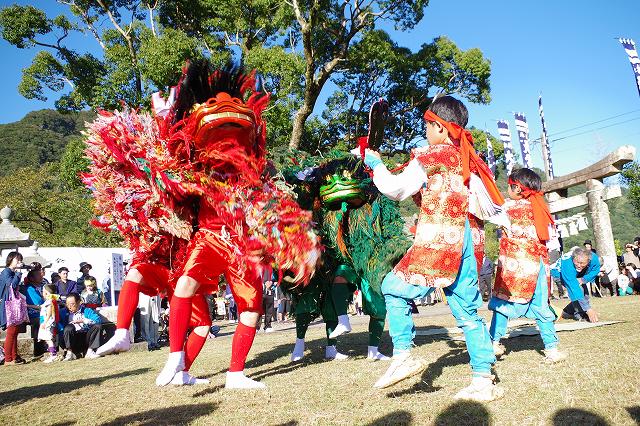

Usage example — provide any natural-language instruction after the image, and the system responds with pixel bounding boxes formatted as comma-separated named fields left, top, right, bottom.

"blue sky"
left=1, top=0, right=639, bottom=176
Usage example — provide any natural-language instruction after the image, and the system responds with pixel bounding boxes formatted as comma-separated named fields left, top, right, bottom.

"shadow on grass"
left=50, top=422, right=76, bottom=426
left=434, top=401, right=490, bottom=426
left=626, top=406, right=640, bottom=422
left=501, top=333, right=546, bottom=357
left=0, top=368, right=151, bottom=407
left=99, top=402, right=218, bottom=426
left=552, top=408, right=609, bottom=425
left=365, top=409, right=412, bottom=425
left=192, top=384, right=225, bottom=398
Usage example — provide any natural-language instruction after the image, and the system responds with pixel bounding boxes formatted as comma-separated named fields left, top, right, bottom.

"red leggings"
left=3, top=325, right=19, bottom=362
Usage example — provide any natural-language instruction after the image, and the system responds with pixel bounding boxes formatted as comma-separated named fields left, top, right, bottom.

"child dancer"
left=39, top=284, right=60, bottom=363
left=488, top=168, right=566, bottom=363
left=358, top=96, right=505, bottom=401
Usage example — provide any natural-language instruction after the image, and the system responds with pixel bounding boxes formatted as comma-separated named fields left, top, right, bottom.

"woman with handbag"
left=1, top=251, right=27, bottom=365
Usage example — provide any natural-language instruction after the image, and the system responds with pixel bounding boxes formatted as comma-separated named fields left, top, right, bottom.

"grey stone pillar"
left=586, top=179, right=616, bottom=280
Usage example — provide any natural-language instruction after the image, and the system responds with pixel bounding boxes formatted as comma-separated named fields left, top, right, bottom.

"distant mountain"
left=0, top=109, right=95, bottom=176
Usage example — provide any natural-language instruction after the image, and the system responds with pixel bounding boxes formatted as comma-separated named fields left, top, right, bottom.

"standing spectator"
left=80, top=276, right=106, bottom=308
left=354, top=289, right=363, bottom=316
left=623, top=244, right=640, bottom=269
left=23, top=263, right=47, bottom=357
left=62, top=293, right=102, bottom=360
left=224, top=285, right=237, bottom=323
left=275, top=284, right=291, bottom=322
left=102, top=274, right=112, bottom=306
left=55, top=267, right=78, bottom=302
left=548, top=248, right=566, bottom=299
left=261, top=269, right=276, bottom=332
left=478, top=254, right=494, bottom=302
left=39, top=284, right=60, bottom=363
left=76, top=262, right=93, bottom=294
left=138, top=293, right=161, bottom=350
left=1, top=251, right=26, bottom=365
left=583, top=240, right=602, bottom=296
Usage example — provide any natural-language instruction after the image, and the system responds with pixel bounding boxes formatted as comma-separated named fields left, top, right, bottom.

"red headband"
left=508, top=177, right=554, bottom=241
left=423, top=110, right=504, bottom=206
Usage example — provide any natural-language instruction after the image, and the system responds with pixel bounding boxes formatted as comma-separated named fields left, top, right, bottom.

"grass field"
left=1, top=296, right=639, bottom=425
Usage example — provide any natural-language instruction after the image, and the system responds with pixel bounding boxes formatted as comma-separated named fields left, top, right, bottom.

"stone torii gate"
left=542, top=145, right=636, bottom=280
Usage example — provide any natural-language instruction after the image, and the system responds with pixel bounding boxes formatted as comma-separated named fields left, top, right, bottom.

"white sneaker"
left=96, top=328, right=131, bottom=356
left=225, top=371, right=266, bottom=389
left=63, top=351, right=77, bottom=362
left=493, top=341, right=506, bottom=358
left=170, top=371, right=210, bottom=386
left=85, top=349, right=100, bottom=359
left=325, top=345, right=349, bottom=360
left=291, top=338, right=305, bottom=362
left=453, top=376, right=504, bottom=402
left=543, top=348, right=568, bottom=364
left=367, top=346, right=390, bottom=361
left=373, top=352, right=427, bottom=388
left=328, top=315, right=352, bottom=339
left=156, top=351, right=186, bottom=387
left=264, top=328, right=274, bottom=333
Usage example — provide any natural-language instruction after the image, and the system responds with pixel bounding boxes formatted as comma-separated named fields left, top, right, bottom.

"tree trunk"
left=289, top=101, right=313, bottom=150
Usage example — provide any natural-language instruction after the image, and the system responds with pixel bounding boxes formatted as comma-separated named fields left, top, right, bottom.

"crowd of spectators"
left=0, top=253, right=112, bottom=365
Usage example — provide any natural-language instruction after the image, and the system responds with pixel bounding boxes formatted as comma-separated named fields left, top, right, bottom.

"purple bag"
left=5, top=287, right=28, bottom=327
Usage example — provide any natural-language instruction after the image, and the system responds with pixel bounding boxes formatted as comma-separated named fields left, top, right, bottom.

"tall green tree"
left=319, top=33, right=492, bottom=155
left=621, top=161, right=640, bottom=217
left=1, top=1, right=493, bottom=155
left=0, top=165, right=121, bottom=247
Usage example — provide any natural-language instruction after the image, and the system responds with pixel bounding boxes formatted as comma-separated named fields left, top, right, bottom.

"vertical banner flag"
left=619, top=38, right=640, bottom=96
left=538, top=95, right=555, bottom=179
left=497, top=120, right=515, bottom=175
left=486, top=134, right=496, bottom=175
left=514, top=113, right=532, bottom=168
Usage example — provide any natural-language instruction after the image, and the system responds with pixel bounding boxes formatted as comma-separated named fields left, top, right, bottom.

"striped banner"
left=497, top=120, right=515, bottom=175
left=538, top=95, right=555, bottom=179
left=619, top=38, right=640, bottom=96
left=486, top=134, right=496, bottom=175
left=514, top=113, right=532, bottom=168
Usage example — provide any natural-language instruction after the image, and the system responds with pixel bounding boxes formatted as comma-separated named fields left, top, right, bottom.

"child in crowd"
left=81, top=276, right=106, bottom=308
left=39, top=284, right=60, bottom=363
left=358, top=95, right=505, bottom=401
left=488, top=168, right=566, bottom=364
left=617, top=264, right=633, bottom=296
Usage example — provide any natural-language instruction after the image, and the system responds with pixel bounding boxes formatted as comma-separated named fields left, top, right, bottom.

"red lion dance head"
left=162, top=60, right=270, bottom=184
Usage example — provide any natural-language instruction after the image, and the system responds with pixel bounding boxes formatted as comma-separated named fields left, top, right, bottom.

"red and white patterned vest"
left=493, top=199, right=549, bottom=303
left=393, top=142, right=484, bottom=288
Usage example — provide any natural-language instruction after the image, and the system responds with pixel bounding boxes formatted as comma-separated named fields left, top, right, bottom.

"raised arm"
left=370, top=159, right=428, bottom=201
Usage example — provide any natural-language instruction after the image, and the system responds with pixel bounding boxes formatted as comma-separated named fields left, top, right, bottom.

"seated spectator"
left=23, top=263, right=47, bottom=357
left=627, top=263, right=640, bottom=294
left=55, top=267, right=78, bottom=302
left=61, top=293, right=102, bottom=361
left=617, top=264, right=634, bottom=296
left=76, top=262, right=92, bottom=294
left=80, top=276, right=106, bottom=309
